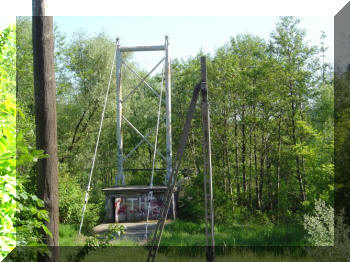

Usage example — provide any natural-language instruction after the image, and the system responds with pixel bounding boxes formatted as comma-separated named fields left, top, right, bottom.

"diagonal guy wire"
left=79, top=45, right=116, bottom=236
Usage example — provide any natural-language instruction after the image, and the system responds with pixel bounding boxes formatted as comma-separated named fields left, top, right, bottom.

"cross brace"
left=123, top=115, right=166, bottom=162
left=122, top=115, right=166, bottom=161
left=122, top=58, right=166, bottom=104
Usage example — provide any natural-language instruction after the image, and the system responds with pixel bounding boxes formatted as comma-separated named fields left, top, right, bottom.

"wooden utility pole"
left=200, top=56, right=215, bottom=262
left=32, top=0, right=59, bottom=261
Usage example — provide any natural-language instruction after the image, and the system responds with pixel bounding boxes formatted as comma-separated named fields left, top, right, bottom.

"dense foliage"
left=14, top=16, right=343, bottom=253
left=173, top=17, right=334, bottom=226
left=1, top=24, right=52, bottom=260
left=303, top=199, right=334, bottom=246
left=0, top=24, right=16, bottom=260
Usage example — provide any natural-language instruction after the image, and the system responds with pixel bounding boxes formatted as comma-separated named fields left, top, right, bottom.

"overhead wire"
left=78, top=44, right=117, bottom=236
left=145, top=60, right=165, bottom=239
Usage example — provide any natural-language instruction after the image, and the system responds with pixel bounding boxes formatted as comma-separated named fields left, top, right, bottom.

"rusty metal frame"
left=115, top=37, right=172, bottom=187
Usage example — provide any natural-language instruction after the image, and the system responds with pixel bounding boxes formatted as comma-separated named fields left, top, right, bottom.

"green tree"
left=0, top=25, right=16, bottom=259
left=1, top=23, right=51, bottom=260
left=270, top=16, right=318, bottom=205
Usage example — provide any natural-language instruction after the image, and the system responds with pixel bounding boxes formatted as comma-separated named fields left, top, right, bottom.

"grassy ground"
left=60, top=220, right=307, bottom=247
left=59, top=224, right=137, bottom=246
left=58, top=221, right=314, bottom=261
left=59, top=224, right=85, bottom=246
left=59, top=246, right=315, bottom=262
left=160, top=220, right=307, bottom=246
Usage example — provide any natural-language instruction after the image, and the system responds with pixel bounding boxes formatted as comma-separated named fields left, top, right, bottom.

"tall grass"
left=59, top=246, right=315, bottom=262
left=57, top=222, right=314, bottom=261
left=59, top=224, right=85, bottom=246
left=159, top=220, right=307, bottom=247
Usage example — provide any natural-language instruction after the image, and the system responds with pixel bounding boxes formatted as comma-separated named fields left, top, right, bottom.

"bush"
left=249, top=210, right=273, bottom=226
left=1, top=24, right=53, bottom=260
left=0, top=23, right=16, bottom=261
left=303, top=199, right=334, bottom=246
left=176, top=176, right=205, bottom=223
left=59, top=171, right=102, bottom=234
left=307, top=210, right=350, bottom=262
left=59, top=172, right=84, bottom=225
left=67, top=223, right=126, bottom=262
left=81, top=203, right=101, bottom=234
left=0, top=97, right=16, bottom=260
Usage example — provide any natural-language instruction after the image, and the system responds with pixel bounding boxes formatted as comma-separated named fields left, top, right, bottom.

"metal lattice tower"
left=114, top=36, right=172, bottom=187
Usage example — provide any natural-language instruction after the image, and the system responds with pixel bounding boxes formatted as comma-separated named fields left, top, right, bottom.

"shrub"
left=307, top=210, right=350, bottom=262
left=67, top=223, right=126, bottom=262
left=303, top=199, right=334, bottom=246
left=58, top=172, right=84, bottom=225
left=1, top=24, right=53, bottom=260
left=59, top=171, right=102, bottom=234
left=0, top=23, right=16, bottom=261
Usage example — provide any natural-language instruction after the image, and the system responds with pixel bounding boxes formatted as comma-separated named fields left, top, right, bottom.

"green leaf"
left=42, top=225, right=53, bottom=238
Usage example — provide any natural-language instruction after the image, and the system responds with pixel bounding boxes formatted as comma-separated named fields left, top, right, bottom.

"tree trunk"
left=258, top=132, right=264, bottom=211
left=254, top=140, right=259, bottom=210
left=266, top=160, right=272, bottom=211
left=253, top=105, right=259, bottom=210
left=276, top=114, right=282, bottom=223
left=289, top=83, right=306, bottom=203
left=224, top=126, right=234, bottom=212
left=248, top=129, right=252, bottom=211
left=241, top=105, right=247, bottom=205
left=234, top=111, right=241, bottom=206
left=32, top=2, right=59, bottom=260
left=291, top=103, right=306, bottom=203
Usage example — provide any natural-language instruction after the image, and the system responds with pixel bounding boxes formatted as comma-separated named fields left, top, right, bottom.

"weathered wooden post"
left=32, top=0, right=59, bottom=260
left=200, top=56, right=215, bottom=262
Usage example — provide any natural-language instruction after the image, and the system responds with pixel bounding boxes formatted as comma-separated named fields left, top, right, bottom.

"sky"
left=51, top=16, right=334, bottom=73
left=1, top=0, right=348, bottom=73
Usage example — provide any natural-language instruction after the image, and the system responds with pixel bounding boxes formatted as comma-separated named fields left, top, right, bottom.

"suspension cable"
left=78, top=45, right=117, bottom=236
left=145, top=61, right=165, bottom=239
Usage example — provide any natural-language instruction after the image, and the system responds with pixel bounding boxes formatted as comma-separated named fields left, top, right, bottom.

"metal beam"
left=165, top=36, right=173, bottom=184
left=120, top=45, right=165, bottom=52
left=114, top=37, right=172, bottom=191
left=115, top=38, right=125, bottom=186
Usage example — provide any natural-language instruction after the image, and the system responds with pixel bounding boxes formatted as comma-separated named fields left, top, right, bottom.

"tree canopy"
left=13, top=16, right=340, bottom=247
